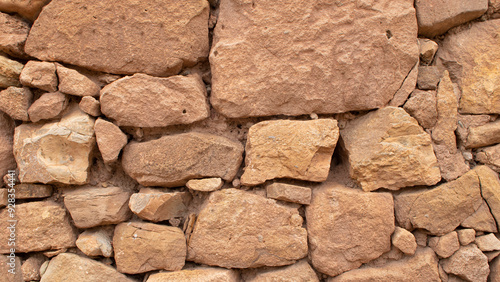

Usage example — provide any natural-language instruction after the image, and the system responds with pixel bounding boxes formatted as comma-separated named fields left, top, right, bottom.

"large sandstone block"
left=0, top=0, right=51, bottom=21
left=441, top=244, right=489, bottom=282
left=147, top=267, right=240, bottom=282
left=341, top=107, right=441, bottom=191
left=100, top=73, right=209, bottom=127
left=19, top=61, right=58, bottom=92
left=187, top=189, right=308, bottom=268
left=210, top=0, right=418, bottom=117
left=0, top=201, right=76, bottom=253
left=438, top=20, right=500, bottom=114
left=241, top=119, right=339, bottom=185
left=0, top=112, right=15, bottom=178
left=477, top=165, right=500, bottom=227
left=466, top=120, right=500, bottom=149
left=243, top=260, right=319, bottom=282
left=0, top=12, right=30, bottom=58
left=122, top=132, right=243, bottom=187
left=306, top=182, right=395, bottom=277
left=13, top=106, right=95, bottom=184
left=25, top=0, right=209, bottom=76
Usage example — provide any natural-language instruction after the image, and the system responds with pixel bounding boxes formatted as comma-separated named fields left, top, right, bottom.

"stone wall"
left=0, top=0, right=499, bottom=281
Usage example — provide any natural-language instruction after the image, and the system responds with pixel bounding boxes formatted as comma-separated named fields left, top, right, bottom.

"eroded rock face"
left=100, top=73, right=209, bottom=127
left=94, top=118, right=127, bottom=164
left=477, top=165, right=500, bottom=227
left=0, top=12, right=30, bottom=58
left=122, top=132, right=243, bottom=187
left=403, top=90, right=437, bottom=129
left=241, top=119, right=339, bottom=185
left=13, top=106, right=95, bottom=184
left=306, top=182, right=395, bottom=277
left=243, top=260, right=319, bottom=282
left=27, top=91, right=68, bottom=122
left=266, top=183, right=312, bottom=205
left=56, top=65, right=100, bottom=97
left=75, top=227, right=114, bottom=257
left=0, top=54, right=23, bottom=88
left=187, top=189, right=308, bottom=268
left=0, top=0, right=51, bottom=21
left=210, top=0, right=418, bottom=117
left=428, top=231, right=460, bottom=258
left=341, top=107, right=441, bottom=191
left=392, top=227, right=417, bottom=255
left=19, top=61, right=58, bottom=92
left=0, top=112, right=15, bottom=178
left=476, top=144, right=500, bottom=172
left=147, top=267, right=240, bottom=282
left=466, top=120, right=500, bottom=148
left=441, top=244, right=490, bottom=282
left=128, top=188, right=191, bottom=222
left=25, top=0, right=209, bottom=76
left=461, top=200, right=498, bottom=232
left=0, top=86, right=32, bottom=121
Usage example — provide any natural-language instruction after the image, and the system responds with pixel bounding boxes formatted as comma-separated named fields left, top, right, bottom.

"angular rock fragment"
left=428, top=231, right=460, bottom=258
left=457, top=115, right=491, bottom=145
left=0, top=54, right=23, bottom=88
left=461, top=200, right=498, bottom=232
left=477, top=165, right=500, bottom=227
left=20, top=61, right=58, bottom=92
left=0, top=12, right=30, bottom=58
left=64, top=186, right=131, bottom=228
left=241, top=119, right=339, bottom=185
left=76, top=227, right=114, bottom=257
left=476, top=144, right=500, bottom=172
left=0, top=112, right=15, bottom=178
left=403, top=90, right=437, bottom=129
left=0, top=201, right=76, bottom=253
left=186, top=177, right=223, bottom=192
left=466, top=120, right=500, bottom=148
left=188, top=189, right=308, bottom=268
left=147, top=267, right=240, bottom=282
left=419, top=38, right=439, bottom=64
left=56, top=65, right=100, bottom=97
left=457, top=229, right=476, bottom=246
left=0, top=0, right=51, bottom=21
left=78, top=96, right=101, bottom=117
left=14, top=106, right=95, bottom=184
left=417, top=66, right=441, bottom=90
left=123, top=132, right=243, bottom=187
left=100, top=73, right=209, bottom=127
left=94, top=118, right=127, bottom=163
left=25, top=0, right=209, bottom=76
left=114, top=222, right=186, bottom=274
left=22, top=254, right=46, bottom=282
left=341, top=107, right=441, bottom=191
left=28, top=92, right=68, bottom=122
left=392, top=227, right=417, bottom=255
left=0, top=188, right=6, bottom=208
left=243, top=260, right=319, bottom=282
left=0, top=86, right=31, bottom=121
left=266, top=183, right=311, bottom=205
left=441, top=244, right=489, bottom=282
left=306, top=182, right=394, bottom=276
left=388, top=62, right=419, bottom=107
left=15, top=183, right=52, bottom=199
left=128, top=188, right=191, bottom=222
left=476, top=233, right=500, bottom=252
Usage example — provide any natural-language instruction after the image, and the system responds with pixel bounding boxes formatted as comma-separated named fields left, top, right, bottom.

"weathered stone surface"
left=22, top=254, right=46, bottom=282
left=461, top=200, right=498, bottom=232
left=306, top=182, right=394, bottom=277
left=457, top=115, right=491, bottom=146
left=341, top=107, right=441, bottom=191
left=0, top=254, right=22, bottom=282
left=394, top=169, right=482, bottom=235
left=0, top=54, right=23, bottom=88
left=0, top=188, right=6, bottom=208
left=0, top=12, right=29, bottom=58
left=457, top=229, right=476, bottom=246
left=328, top=248, right=440, bottom=282
left=28, top=91, right=68, bottom=122
left=416, top=0, right=488, bottom=37
left=476, top=233, right=500, bottom=252
left=389, top=62, right=419, bottom=107
left=210, top=0, right=418, bottom=118
left=433, top=144, right=470, bottom=182
left=438, top=20, right=500, bottom=114
left=123, top=132, right=243, bottom=187
left=14, top=106, right=95, bottom=184
left=0, top=86, right=31, bottom=121
left=56, top=65, right=100, bottom=97
left=414, top=230, right=429, bottom=247
left=428, top=231, right=460, bottom=258
left=466, top=120, right=500, bottom=148
left=419, top=38, right=439, bottom=65
left=477, top=144, right=500, bottom=172
left=0, top=0, right=51, bottom=21
left=417, top=66, right=441, bottom=90
left=147, top=267, right=240, bottom=282
left=441, top=244, right=489, bottom=282
left=392, top=227, right=417, bottom=255
left=186, top=177, right=223, bottom=192
left=79, top=96, right=101, bottom=117
left=76, top=227, right=114, bottom=257
left=404, top=90, right=437, bottom=129
left=94, top=118, right=127, bottom=164
left=19, top=61, right=58, bottom=92
left=477, top=165, right=500, bottom=227
left=25, top=0, right=209, bottom=76
left=15, top=183, right=52, bottom=199
left=100, top=73, right=209, bottom=127
left=243, top=260, right=319, bottom=282
left=188, top=189, right=308, bottom=268
left=0, top=201, right=76, bottom=253
left=266, top=183, right=311, bottom=205
left=491, top=256, right=500, bottom=282
left=0, top=112, right=15, bottom=178
left=40, top=253, right=133, bottom=282
left=129, top=188, right=191, bottom=222
left=242, top=119, right=339, bottom=185
left=114, top=222, right=186, bottom=274
left=64, top=186, right=131, bottom=228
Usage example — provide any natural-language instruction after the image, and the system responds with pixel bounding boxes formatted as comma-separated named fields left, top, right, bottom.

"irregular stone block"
left=266, top=183, right=311, bottom=205
left=417, top=66, right=441, bottom=90
left=441, top=244, right=489, bottom=282
left=0, top=0, right=51, bottom=21
left=476, top=233, right=500, bottom=252
left=0, top=113, right=15, bottom=178
left=15, top=183, right=52, bottom=199
left=19, top=61, right=58, bottom=92
left=122, top=132, right=243, bottom=187
left=241, top=119, right=339, bottom=185
left=0, top=12, right=29, bottom=58
left=0, top=86, right=31, bottom=121
left=210, top=0, right=418, bottom=117
left=457, top=229, right=476, bottom=246
left=389, top=62, right=419, bottom=107
left=466, top=120, right=500, bottom=148
left=56, top=65, right=100, bottom=97
left=100, top=73, right=209, bottom=127
left=28, top=92, right=68, bottom=122
left=476, top=144, right=500, bottom=172
left=14, top=106, right=95, bottom=184
left=461, top=200, right=498, bottom=232
left=0, top=54, right=23, bottom=88
left=21, top=254, right=46, bottom=282
left=0, top=254, right=22, bottom=282
left=187, top=189, right=308, bottom=268
left=392, top=227, right=417, bottom=255
left=341, top=107, right=441, bottom=191
left=76, top=227, right=113, bottom=257
left=147, top=267, right=240, bottom=282
left=306, top=182, right=394, bottom=277
left=428, top=231, right=460, bottom=258
left=78, top=96, right=101, bottom=117
left=94, top=118, right=127, bottom=164
left=0, top=188, right=6, bottom=208
left=128, top=188, right=191, bottom=222
left=403, top=89, right=437, bottom=129
left=477, top=165, right=500, bottom=228
left=243, top=260, right=319, bottom=282
left=419, top=38, right=439, bottom=64
left=186, top=177, right=223, bottom=192
left=25, top=0, right=209, bottom=76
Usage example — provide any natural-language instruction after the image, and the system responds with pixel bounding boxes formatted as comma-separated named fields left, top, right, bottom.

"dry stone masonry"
left=0, top=0, right=499, bottom=281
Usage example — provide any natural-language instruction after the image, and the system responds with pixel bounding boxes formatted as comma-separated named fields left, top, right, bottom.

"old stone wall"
left=0, top=0, right=499, bottom=281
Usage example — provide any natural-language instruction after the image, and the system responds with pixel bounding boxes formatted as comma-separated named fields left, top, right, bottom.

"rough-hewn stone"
left=56, top=65, right=100, bottom=97
left=147, top=267, right=240, bottom=282
left=79, top=96, right=101, bottom=117
left=100, top=73, right=209, bottom=127
left=0, top=86, right=31, bottom=121
left=441, top=244, right=489, bottom=282
left=419, top=38, right=439, bottom=64
left=392, top=227, right=417, bottom=255
left=128, top=188, right=191, bottom=222
left=94, top=118, right=127, bottom=164
left=417, top=66, right=441, bottom=90
left=389, top=62, right=419, bottom=107
left=477, top=165, right=500, bottom=227
left=22, top=254, right=46, bottom=282
left=428, top=231, right=460, bottom=258
left=15, top=183, right=52, bottom=199
left=466, top=120, right=500, bottom=148
left=0, top=54, right=23, bottom=88
left=0, top=0, right=51, bottom=21
left=457, top=229, right=476, bottom=246
left=243, top=260, right=319, bottom=282
left=0, top=254, right=22, bottom=282
left=476, top=144, right=500, bottom=172
left=186, top=177, right=223, bottom=192
left=0, top=112, right=15, bottom=178
left=476, top=233, right=500, bottom=252
left=25, top=0, right=209, bottom=76
left=28, top=91, right=68, bottom=122
left=0, top=12, right=29, bottom=58
left=404, top=90, right=437, bottom=129
left=266, top=183, right=311, bottom=205
left=461, top=200, right=498, bottom=232
left=19, top=61, right=58, bottom=92
left=75, top=227, right=114, bottom=257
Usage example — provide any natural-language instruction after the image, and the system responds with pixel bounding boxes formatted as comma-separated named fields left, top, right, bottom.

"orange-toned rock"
left=0, top=113, right=15, bottom=178
left=128, top=188, right=191, bottom=222
left=15, top=183, right=52, bottom=199
left=186, top=177, right=223, bottom=192
left=25, top=0, right=209, bottom=76
left=392, top=227, right=417, bottom=255
left=457, top=229, right=476, bottom=246
left=21, top=254, right=46, bottom=282
left=243, top=260, right=319, bottom=282
left=19, top=61, right=58, bottom=92
left=419, top=38, right=439, bottom=64
left=0, top=254, right=22, bottom=281
left=79, top=96, right=101, bottom=117
left=75, top=227, right=114, bottom=257
left=56, top=65, right=100, bottom=97
left=0, top=54, right=23, bottom=88
left=0, top=12, right=29, bottom=58
left=461, top=200, right=498, bottom=232
left=476, top=144, right=500, bottom=172
left=28, top=92, right=68, bottom=122
left=403, top=90, right=437, bottom=129
left=441, top=244, right=489, bottom=282
left=266, top=183, right=311, bottom=205
left=466, top=120, right=500, bottom=148
left=147, top=267, right=240, bottom=282
left=476, top=233, right=500, bottom=252
left=428, top=231, right=460, bottom=258
left=476, top=165, right=500, bottom=227
left=94, top=118, right=127, bottom=164
left=0, top=0, right=51, bottom=21
left=0, top=86, right=32, bottom=121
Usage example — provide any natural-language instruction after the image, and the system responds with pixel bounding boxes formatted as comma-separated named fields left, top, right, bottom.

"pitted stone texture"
left=0, top=86, right=32, bottom=121
left=100, top=73, right=209, bottom=127
left=415, top=0, right=488, bottom=37
left=28, top=91, right=68, bottom=122
left=22, top=254, right=46, bottom=282
left=75, top=227, right=114, bottom=257
left=441, top=244, right=489, bottom=282
left=0, top=12, right=30, bottom=58
left=266, top=183, right=312, bottom=205
left=19, top=61, right=58, bottom=92
left=0, top=113, right=15, bottom=178
left=0, top=54, right=23, bottom=88
left=389, top=62, right=419, bottom=107
left=242, top=119, right=338, bottom=185
left=128, top=188, right=191, bottom=222
left=123, top=132, right=243, bottom=187
left=306, top=182, right=394, bottom=277
left=186, top=177, right=223, bottom=192
left=417, top=66, right=441, bottom=90
left=243, top=260, right=319, bottom=282
left=466, top=120, right=500, bottom=148
left=13, top=106, right=95, bottom=184
left=114, top=222, right=186, bottom=274
left=392, top=227, right=417, bottom=255
left=94, top=118, right=127, bottom=164
left=56, top=65, right=100, bottom=97
left=0, top=0, right=51, bottom=21
left=25, top=0, right=209, bottom=76
left=187, top=189, right=308, bottom=268
left=0, top=201, right=76, bottom=253
left=341, top=107, right=441, bottom=191
left=438, top=20, right=500, bottom=114
left=210, top=0, right=418, bottom=117
left=147, top=267, right=240, bottom=282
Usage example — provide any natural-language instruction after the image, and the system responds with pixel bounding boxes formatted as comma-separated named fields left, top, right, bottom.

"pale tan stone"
left=461, top=201, right=498, bottom=232
left=21, top=254, right=45, bottom=282
left=466, top=120, right=500, bottom=148
left=392, top=227, right=417, bottom=255
left=243, top=260, right=319, bottom=282
left=0, top=112, right=15, bottom=178
left=0, top=54, right=22, bottom=88
left=19, top=61, right=57, bottom=92
left=15, top=183, right=52, bottom=199
left=76, top=227, right=114, bottom=257
left=114, top=222, right=186, bottom=274
left=56, top=65, right=100, bottom=97
left=188, top=189, right=308, bottom=268
left=266, top=183, right=311, bottom=205
left=476, top=144, right=500, bottom=172
left=186, top=178, right=223, bottom=192
left=419, top=38, right=439, bottom=65
left=123, top=132, right=243, bottom=187
left=0, top=254, right=22, bottom=282
left=241, top=119, right=339, bottom=185
left=476, top=233, right=500, bottom=252
left=306, top=182, right=394, bottom=277
left=40, top=253, right=133, bottom=282
left=14, top=106, right=95, bottom=184
left=28, top=92, right=68, bottom=122
left=441, top=244, right=489, bottom=282
left=25, top=0, right=209, bottom=76
left=64, top=186, right=131, bottom=228
left=428, top=231, right=460, bottom=258
left=0, top=0, right=51, bottom=21
left=0, top=201, right=76, bottom=253
left=403, top=90, right=437, bottom=129
left=78, top=96, right=101, bottom=117
left=389, top=62, right=419, bottom=107
left=476, top=166, right=500, bottom=227
left=147, top=267, right=240, bottom=282
left=128, top=188, right=191, bottom=222
left=0, top=86, right=31, bottom=121
left=94, top=118, right=127, bottom=164
left=341, top=107, right=441, bottom=191
left=457, top=229, right=476, bottom=246
left=0, top=12, right=29, bottom=58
